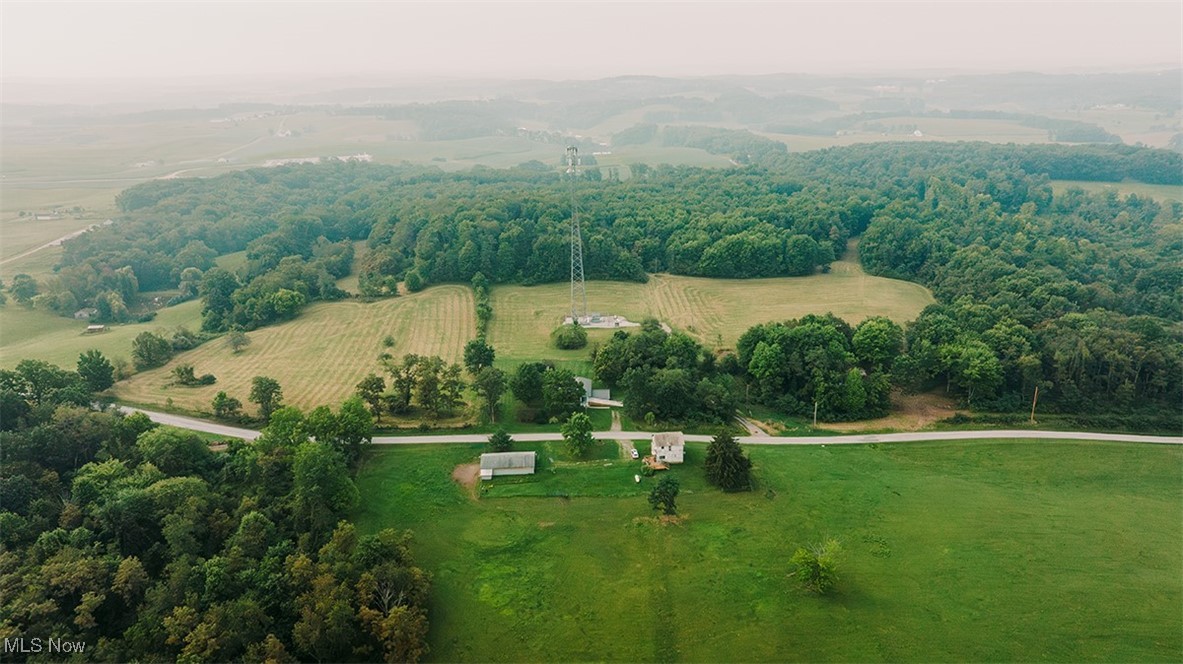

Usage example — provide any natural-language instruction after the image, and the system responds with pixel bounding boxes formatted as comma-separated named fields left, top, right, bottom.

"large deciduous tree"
left=355, top=373, right=386, bottom=418
left=77, top=349, right=115, bottom=392
left=472, top=366, right=506, bottom=422
left=560, top=412, right=594, bottom=458
left=542, top=367, right=584, bottom=420
left=462, top=338, right=495, bottom=375
left=132, top=331, right=174, bottom=370
left=249, top=376, right=283, bottom=422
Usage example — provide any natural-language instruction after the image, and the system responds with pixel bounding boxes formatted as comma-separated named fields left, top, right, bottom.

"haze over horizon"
left=3, top=1, right=1180, bottom=86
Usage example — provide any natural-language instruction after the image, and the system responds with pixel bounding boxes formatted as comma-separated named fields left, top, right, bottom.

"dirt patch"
left=452, top=463, right=480, bottom=499
left=538, top=521, right=555, bottom=529
left=819, top=390, right=962, bottom=433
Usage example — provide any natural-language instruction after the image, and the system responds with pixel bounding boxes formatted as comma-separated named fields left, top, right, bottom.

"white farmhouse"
left=651, top=432, right=685, bottom=464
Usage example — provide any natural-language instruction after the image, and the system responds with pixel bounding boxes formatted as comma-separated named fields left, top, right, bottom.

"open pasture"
left=1052, top=179, right=1183, bottom=204
left=113, top=285, right=474, bottom=412
left=489, top=249, right=934, bottom=364
left=0, top=299, right=203, bottom=370
left=353, top=439, right=1183, bottom=662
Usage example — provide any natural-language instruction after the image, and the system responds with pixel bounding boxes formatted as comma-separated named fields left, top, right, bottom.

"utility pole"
left=1029, top=384, right=1039, bottom=423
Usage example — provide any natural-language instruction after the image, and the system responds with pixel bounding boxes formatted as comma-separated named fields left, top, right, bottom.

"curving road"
left=119, top=406, right=1182, bottom=446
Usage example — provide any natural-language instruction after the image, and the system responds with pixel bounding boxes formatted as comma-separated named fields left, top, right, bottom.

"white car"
left=630, top=448, right=639, bottom=459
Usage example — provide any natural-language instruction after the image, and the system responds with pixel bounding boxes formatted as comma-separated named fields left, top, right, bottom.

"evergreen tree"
left=703, top=431, right=753, bottom=491
left=487, top=428, right=513, bottom=452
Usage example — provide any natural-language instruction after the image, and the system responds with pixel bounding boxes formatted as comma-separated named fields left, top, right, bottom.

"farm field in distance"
left=1050, top=179, right=1183, bottom=204
left=113, top=285, right=474, bottom=412
left=353, top=440, right=1183, bottom=662
left=489, top=244, right=935, bottom=364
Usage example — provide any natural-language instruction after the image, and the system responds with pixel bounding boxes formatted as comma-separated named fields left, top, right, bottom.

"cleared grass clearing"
left=489, top=247, right=934, bottom=364
left=0, top=215, right=102, bottom=262
left=354, top=440, right=1182, bottom=662
left=113, top=285, right=474, bottom=412
left=0, top=300, right=203, bottom=369
left=1051, top=179, right=1183, bottom=204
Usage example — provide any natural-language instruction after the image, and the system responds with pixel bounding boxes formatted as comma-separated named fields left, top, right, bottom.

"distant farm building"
left=479, top=451, right=537, bottom=480
left=74, top=308, right=98, bottom=320
left=84, top=324, right=107, bottom=334
left=651, top=432, right=685, bottom=464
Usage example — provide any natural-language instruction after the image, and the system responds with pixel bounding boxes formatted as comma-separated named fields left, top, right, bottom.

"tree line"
left=0, top=356, right=432, bottom=662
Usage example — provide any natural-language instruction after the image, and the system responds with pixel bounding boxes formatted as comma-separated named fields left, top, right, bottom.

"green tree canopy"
left=560, top=412, right=594, bottom=458
left=77, top=349, right=115, bottom=392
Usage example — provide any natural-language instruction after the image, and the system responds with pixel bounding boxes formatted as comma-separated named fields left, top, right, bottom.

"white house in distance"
left=479, top=451, right=537, bottom=480
left=651, top=432, right=685, bottom=464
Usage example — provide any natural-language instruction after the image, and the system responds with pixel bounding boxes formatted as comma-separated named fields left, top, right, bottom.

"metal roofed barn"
left=479, top=451, right=537, bottom=480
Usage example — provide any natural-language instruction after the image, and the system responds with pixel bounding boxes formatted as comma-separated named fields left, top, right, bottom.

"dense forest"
left=0, top=360, right=432, bottom=662
left=8, top=141, right=1182, bottom=424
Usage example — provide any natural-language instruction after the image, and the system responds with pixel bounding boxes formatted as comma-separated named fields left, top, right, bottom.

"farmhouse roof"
left=479, top=451, right=536, bottom=471
left=652, top=431, right=684, bottom=448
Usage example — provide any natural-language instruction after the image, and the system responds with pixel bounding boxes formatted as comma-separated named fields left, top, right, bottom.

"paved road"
left=120, top=406, right=1182, bottom=446
left=119, top=406, right=261, bottom=440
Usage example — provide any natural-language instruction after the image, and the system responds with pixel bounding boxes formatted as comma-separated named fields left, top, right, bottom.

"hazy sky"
left=2, top=1, right=1180, bottom=81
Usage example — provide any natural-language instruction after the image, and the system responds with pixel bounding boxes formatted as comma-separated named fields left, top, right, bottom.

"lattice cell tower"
left=566, top=146, right=588, bottom=322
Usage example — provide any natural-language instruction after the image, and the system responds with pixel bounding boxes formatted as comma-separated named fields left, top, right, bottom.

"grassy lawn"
left=354, top=440, right=1182, bottom=662
left=113, top=285, right=474, bottom=413
left=489, top=244, right=935, bottom=364
left=0, top=299, right=204, bottom=369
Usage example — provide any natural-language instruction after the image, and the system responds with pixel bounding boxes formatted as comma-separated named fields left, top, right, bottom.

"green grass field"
left=353, top=440, right=1183, bottom=662
left=113, top=285, right=474, bottom=413
left=1051, top=180, right=1183, bottom=204
left=0, top=299, right=203, bottom=370
left=489, top=246, right=935, bottom=364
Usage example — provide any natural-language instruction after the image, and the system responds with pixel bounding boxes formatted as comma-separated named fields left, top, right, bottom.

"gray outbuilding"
left=479, top=451, right=537, bottom=480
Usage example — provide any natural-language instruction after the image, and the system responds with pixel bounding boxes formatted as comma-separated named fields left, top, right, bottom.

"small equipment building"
left=651, top=432, right=685, bottom=464
left=479, top=451, right=537, bottom=480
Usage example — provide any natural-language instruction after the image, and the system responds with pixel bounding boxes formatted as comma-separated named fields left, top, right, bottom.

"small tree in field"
left=487, top=428, right=513, bottom=453
left=226, top=329, right=251, bottom=354
left=355, top=373, right=386, bottom=418
left=212, top=391, right=243, bottom=420
left=648, top=475, right=679, bottom=516
left=249, top=376, right=283, bottom=422
left=790, top=538, right=842, bottom=594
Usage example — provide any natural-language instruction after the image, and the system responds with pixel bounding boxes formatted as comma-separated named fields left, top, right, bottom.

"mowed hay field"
left=490, top=247, right=934, bottom=363
left=114, top=285, right=473, bottom=412
left=354, top=440, right=1183, bottom=662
